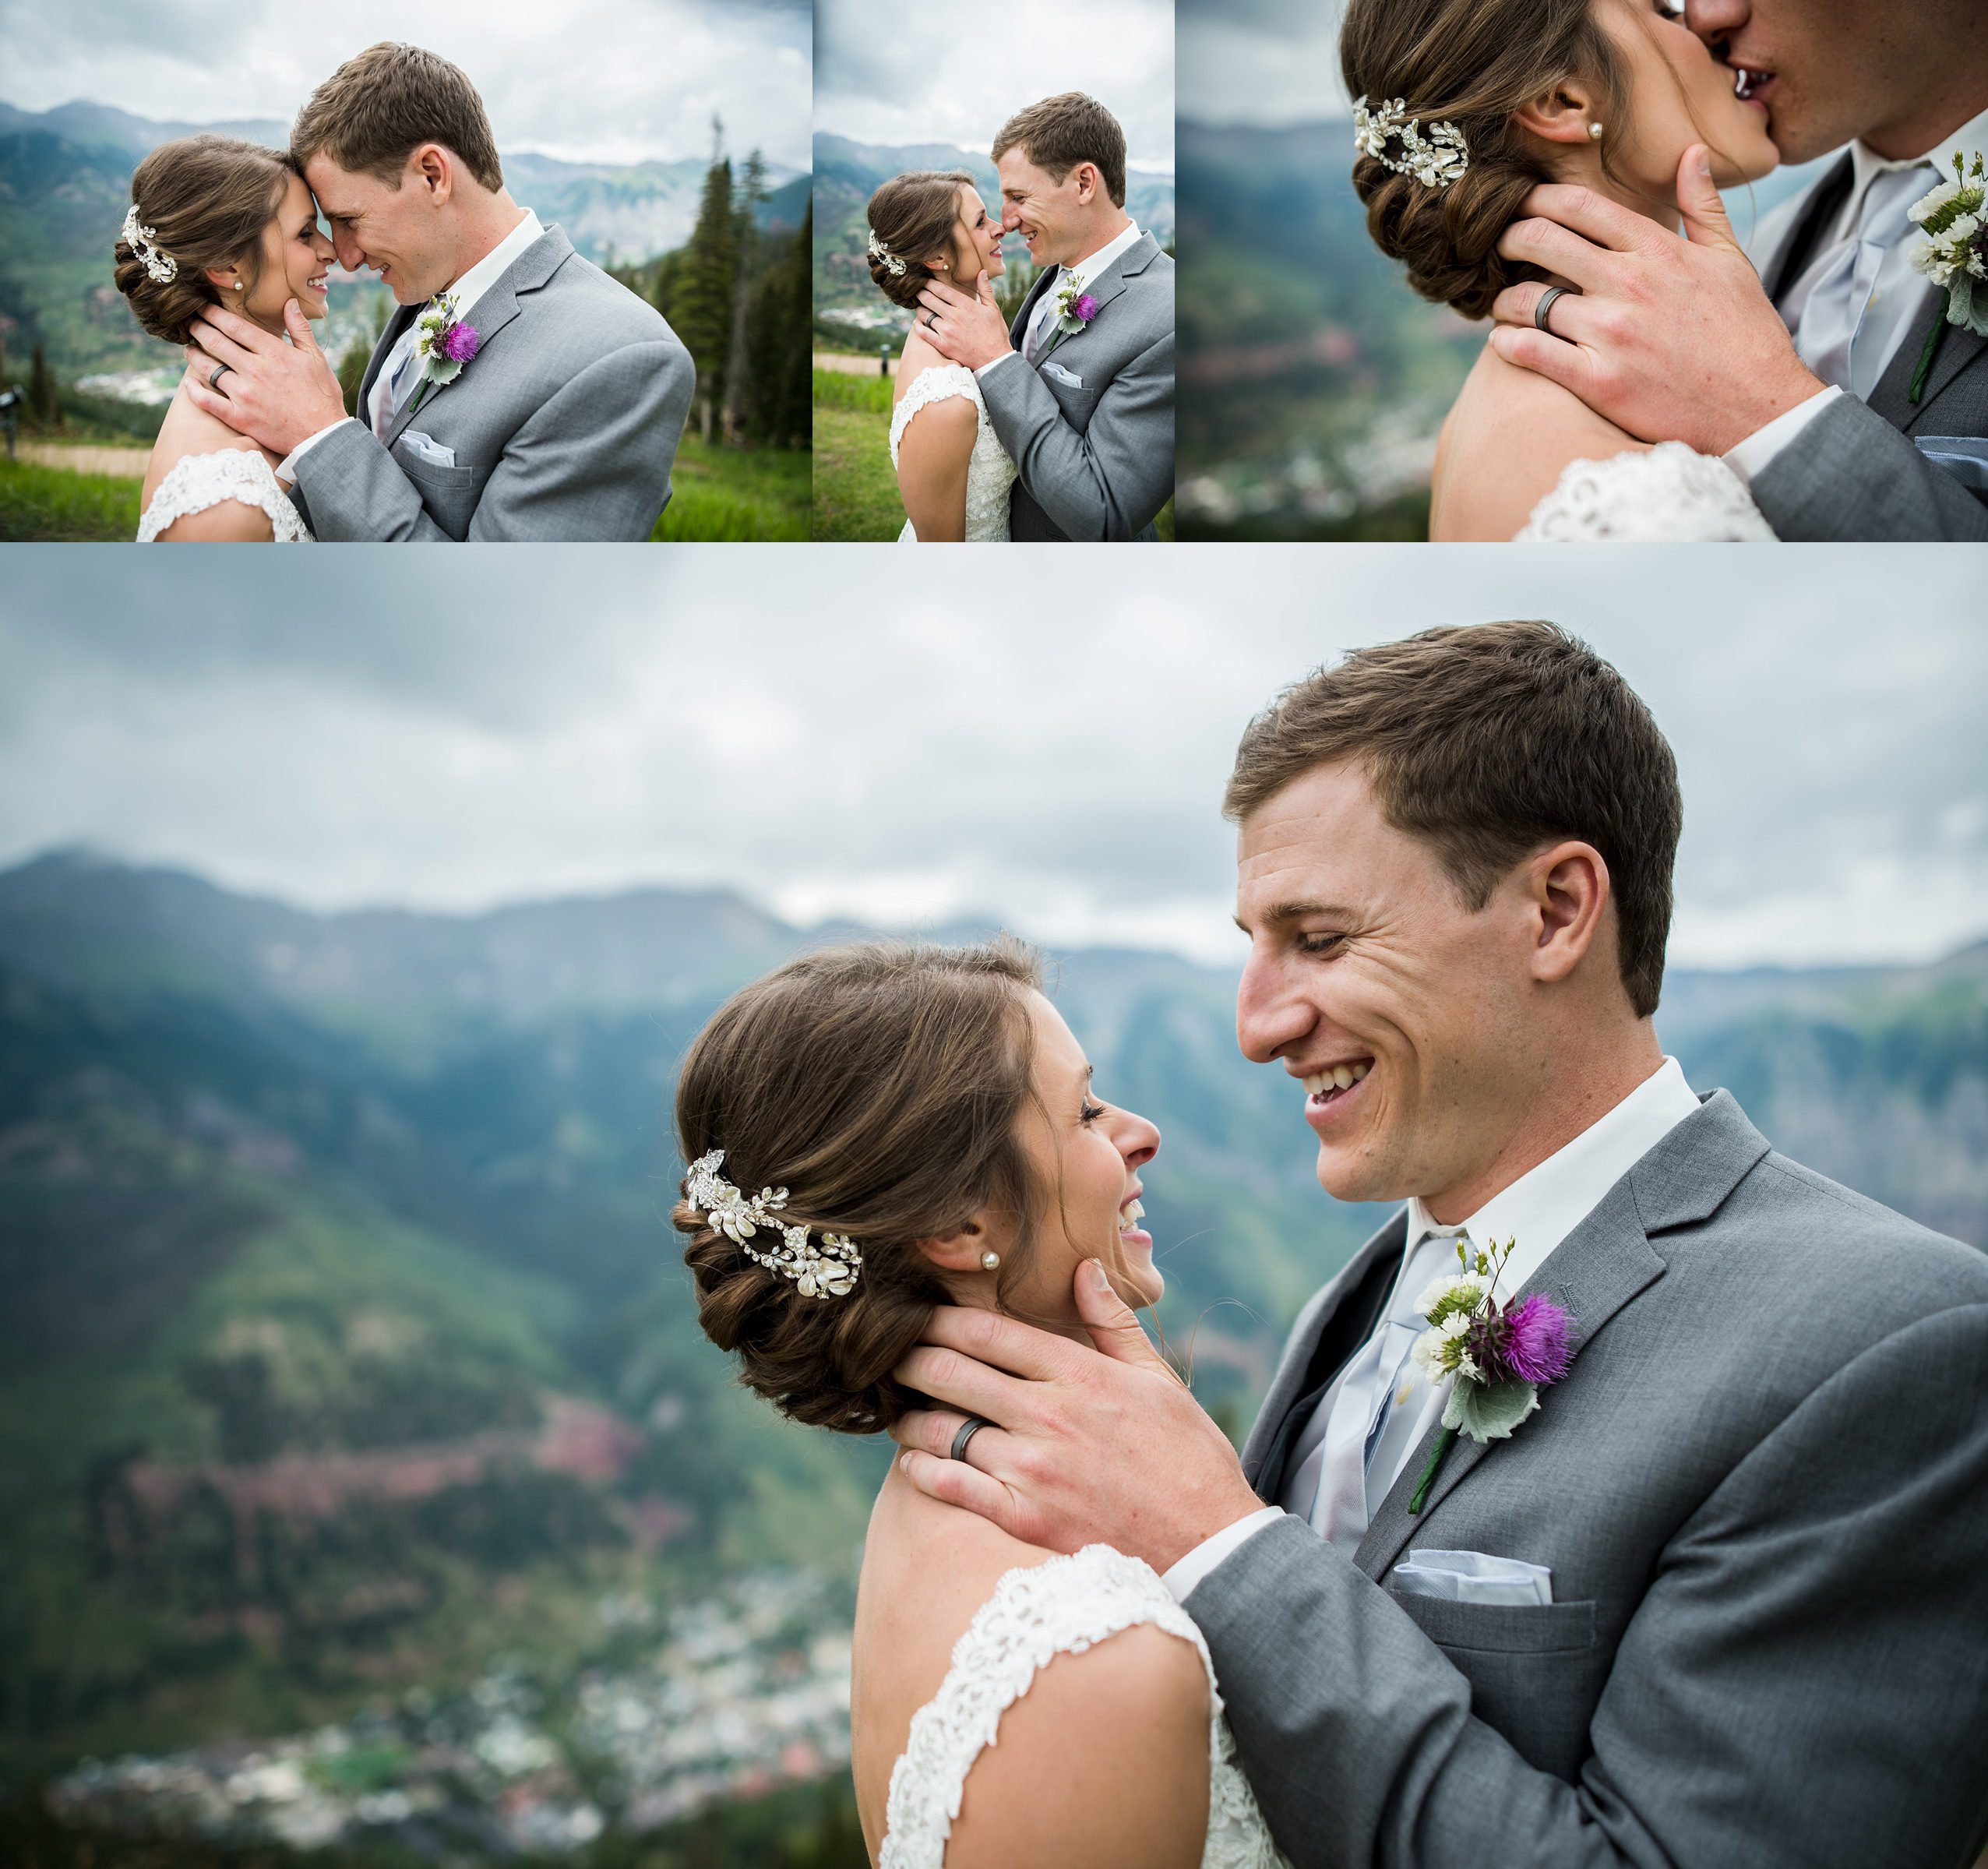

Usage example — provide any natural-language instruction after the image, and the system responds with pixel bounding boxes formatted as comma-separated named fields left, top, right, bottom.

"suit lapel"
left=1035, top=235, right=1158, bottom=365
left=1352, top=1091, right=1774, bottom=1581
left=380, top=227, right=567, bottom=447
left=1242, top=1214, right=1405, bottom=1502
left=1869, top=287, right=1988, bottom=429
left=1008, top=265, right=1059, bottom=354
left=1764, top=155, right=1853, bottom=308
left=358, top=304, right=418, bottom=426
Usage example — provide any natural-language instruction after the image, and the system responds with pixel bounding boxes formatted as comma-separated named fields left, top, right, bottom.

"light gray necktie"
left=1793, top=165, right=1930, bottom=393
left=1309, top=1227, right=1467, bottom=1551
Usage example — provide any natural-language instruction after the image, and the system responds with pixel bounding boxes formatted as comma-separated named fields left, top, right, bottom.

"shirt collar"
left=1402, top=1056, right=1700, bottom=1297
left=1059, top=219, right=1143, bottom=291
left=1848, top=101, right=1988, bottom=195
left=441, top=207, right=545, bottom=320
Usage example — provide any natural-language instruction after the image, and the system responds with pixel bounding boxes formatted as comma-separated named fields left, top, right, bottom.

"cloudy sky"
left=0, top=0, right=810, bottom=171
left=816, top=0, right=1173, bottom=170
left=2, top=548, right=1982, bottom=976
left=1179, top=0, right=1345, bottom=126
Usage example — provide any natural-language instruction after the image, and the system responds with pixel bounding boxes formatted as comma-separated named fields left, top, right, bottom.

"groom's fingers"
left=1073, top=1260, right=1176, bottom=1377
left=889, top=1407, right=1003, bottom=1463
left=917, top=1304, right=1080, bottom=1382
left=196, top=302, right=280, bottom=353
left=185, top=320, right=257, bottom=374
left=1489, top=279, right=1599, bottom=344
left=896, top=1448, right=1018, bottom=1527
left=1486, top=323, right=1591, bottom=397
left=916, top=277, right=972, bottom=314
left=1495, top=217, right=1616, bottom=292
left=282, top=299, right=323, bottom=354
left=1513, top=182, right=1662, bottom=254
left=1676, top=144, right=1740, bottom=252
left=893, top=1345, right=1033, bottom=1426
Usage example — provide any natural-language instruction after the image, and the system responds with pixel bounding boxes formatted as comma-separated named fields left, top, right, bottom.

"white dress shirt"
left=1726, top=102, right=1988, bottom=486
left=1164, top=1058, right=1702, bottom=1603
left=978, top=217, right=1144, bottom=383
left=277, top=207, right=545, bottom=481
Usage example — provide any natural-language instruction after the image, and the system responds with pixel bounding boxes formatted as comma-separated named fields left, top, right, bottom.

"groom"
left=1484, top=0, right=1988, bottom=540
left=890, top=625, right=1988, bottom=1868
left=182, top=42, right=693, bottom=541
left=914, top=92, right=1174, bottom=541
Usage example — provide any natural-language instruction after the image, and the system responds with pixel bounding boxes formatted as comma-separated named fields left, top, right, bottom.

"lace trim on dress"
left=136, top=450, right=312, bottom=543
left=890, top=364, right=1016, bottom=544
left=1514, top=439, right=1776, bottom=541
left=877, top=1543, right=1285, bottom=1869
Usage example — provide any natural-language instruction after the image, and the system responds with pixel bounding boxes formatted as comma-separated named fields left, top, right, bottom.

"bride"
left=866, top=174, right=1020, bottom=542
left=1341, top=0, right=1783, bottom=538
left=113, top=134, right=335, bottom=543
left=674, top=941, right=1283, bottom=1868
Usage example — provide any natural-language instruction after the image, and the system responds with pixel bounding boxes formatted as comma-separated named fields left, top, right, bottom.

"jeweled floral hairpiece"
left=120, top=203, right=178, bottom=284
left=867, top=229, right=908, bottom=277
left=1353, top=96, right=1471, bottom=190
left=684, top=1150, right=863, bottom=1299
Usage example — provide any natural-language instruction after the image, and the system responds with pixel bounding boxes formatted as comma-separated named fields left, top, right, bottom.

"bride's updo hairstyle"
left=1339, top=0, right=1634, bottom=319
left=865, top=171, right=976, bottom=311
left=113, top=136, right=300, bottom=344
left=674, top=940, right=1045, bottom=1434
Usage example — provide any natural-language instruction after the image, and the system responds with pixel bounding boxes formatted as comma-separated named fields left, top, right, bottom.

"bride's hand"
left=1484, top=145, right=1824, bottom=455
left=915, top=273, right=1013, bottom=373
left=890, top=1260, right=1263, bottom=1574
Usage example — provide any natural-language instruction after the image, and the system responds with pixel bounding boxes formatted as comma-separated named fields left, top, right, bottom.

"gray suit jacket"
left=291, top=226, right=693, bottom=541
left=1187, top=1091, right=1988, bottom=1869
left=1748, top=155, right=1988, bottom=541
left=978, top=232, right=1174, bottom=541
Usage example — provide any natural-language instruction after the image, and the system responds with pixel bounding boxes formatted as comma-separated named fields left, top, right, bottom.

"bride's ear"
left=1514, top=81, right=1602, bottom=149
left=915, top=1211, right=1003, bottom=1278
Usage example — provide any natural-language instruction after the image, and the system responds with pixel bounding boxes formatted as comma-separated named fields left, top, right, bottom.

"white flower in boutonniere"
left=1905, top=151, right=1987, bottom=404
left=1406, top=1236, right=1574, bottom=1515
left=407, top=291, right=482, bottom=415
left=1053, top=278, right=1100, bottom=337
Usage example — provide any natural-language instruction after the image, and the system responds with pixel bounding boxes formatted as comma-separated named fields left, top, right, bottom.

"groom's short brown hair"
left=1225, top=622, right=1681, bottom=1018
left=292, top=43, right=503, bottom=193
left=993, top=93, right=1128, bottom=208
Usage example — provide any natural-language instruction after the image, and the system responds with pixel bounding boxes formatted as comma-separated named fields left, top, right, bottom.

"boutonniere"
left=1905, top=151, right=1986, bottom=404
left=407, top=291, right=481, bottom=414
left=1406, top=1237, right=1573, bottom=1515
left=1053, top=277, right=1100, bottom=337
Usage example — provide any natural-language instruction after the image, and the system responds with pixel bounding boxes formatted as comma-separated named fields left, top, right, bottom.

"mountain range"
left=2, top=848, right=1981, bottom=1782
left=812, top=132, right=1176, bottom=323
left=0, top=101, right=806, bottom=379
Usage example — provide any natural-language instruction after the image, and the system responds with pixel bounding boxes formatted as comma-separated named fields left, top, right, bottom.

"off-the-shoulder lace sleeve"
left=889, top=365, right=983, bottom=470
left=878, top=1544, right=1285, bottom=1869
left=137, top=451, right=312, bottom=543
left=1515, top=440, right=1777, bottom=541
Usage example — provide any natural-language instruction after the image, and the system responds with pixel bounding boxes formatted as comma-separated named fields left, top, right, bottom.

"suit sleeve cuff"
left=975, top=350, right=1021, bottom=383
left=277, top=417, right=359, bottom=486
left=1723, top=385, right=1842, bottom=486
left=1162, top=1507, right=1288, bottom=1603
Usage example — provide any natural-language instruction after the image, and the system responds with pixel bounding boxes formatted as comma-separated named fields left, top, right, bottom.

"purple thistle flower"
left=442, top=322, right=480, bottom=365
left=1497, top=1293, right=1573, bottom=1385
left=1073, top=293, right=1098, bottom=323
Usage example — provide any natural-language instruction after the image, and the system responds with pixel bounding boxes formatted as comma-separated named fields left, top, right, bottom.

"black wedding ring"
left=949, top=1416, right=990, bottom=1462
left=208, top=362, right=232, bottom=390
left=1534, top=285, right=1572, bottom=335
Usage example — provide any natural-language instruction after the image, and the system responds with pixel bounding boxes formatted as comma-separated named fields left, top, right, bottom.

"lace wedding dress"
left=890, top=365, right=1017, bottom=543
left=878, top=1544, right=1287, bottom=1869
left=137, top=451, right=312, bottom=543
left=1516, top=440, right=1775, bottom=540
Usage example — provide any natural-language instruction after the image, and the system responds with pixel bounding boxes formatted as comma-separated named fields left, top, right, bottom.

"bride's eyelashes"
left=1080, top=1098, right=1107, bottom=1125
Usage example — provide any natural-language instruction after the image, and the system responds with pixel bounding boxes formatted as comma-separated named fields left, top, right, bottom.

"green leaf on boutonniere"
left=1442, top=1374, right=1540, bottom=1442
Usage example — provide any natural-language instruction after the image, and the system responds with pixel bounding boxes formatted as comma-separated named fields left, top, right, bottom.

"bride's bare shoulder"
left=863, top=1481, right=1211, bottom=1869
left=1432, top=338, right=1647, bottom=541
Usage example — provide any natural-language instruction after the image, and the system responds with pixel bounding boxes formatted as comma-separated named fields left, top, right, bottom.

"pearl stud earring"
left=1588, top=122, right=1605, bottom=139
left=980, top=1250, right=1001, bottom=1271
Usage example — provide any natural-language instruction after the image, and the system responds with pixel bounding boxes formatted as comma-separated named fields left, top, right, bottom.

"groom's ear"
left=1070, top=161, right=1101, bottom=205
left=408, top=143, right=455, bottom=205
left=1521, top=840, right=1612, bottom=986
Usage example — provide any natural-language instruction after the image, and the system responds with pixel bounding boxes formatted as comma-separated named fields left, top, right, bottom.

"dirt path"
left=815, top=350, right=898, bottom=379
left=17, top=443, right=150, bottom=479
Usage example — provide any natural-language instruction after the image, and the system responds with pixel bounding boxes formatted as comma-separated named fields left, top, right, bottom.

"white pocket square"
left=1912, top=436, right=1988, bottom=491
left=400, top=430, right=456, bottom=468
left=1042, top=360, right=1084, bottom=389
left=1393, top=1548, right=1554, bottom=1606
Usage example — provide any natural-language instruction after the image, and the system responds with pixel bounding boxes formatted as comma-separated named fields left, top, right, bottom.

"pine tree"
left=720, top=151, right=767, bottom=446
left=670, top=121, right=740, bottom=443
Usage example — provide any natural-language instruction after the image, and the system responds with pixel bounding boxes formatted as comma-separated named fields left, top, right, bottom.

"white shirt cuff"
left=276, top=416, right=359, bottom=486
left=975, top=351, right=1021, bottom=382
left=1722, top=385, right=1842, bottom=486
left=1161, top=1507, right=1287, bottom=1603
